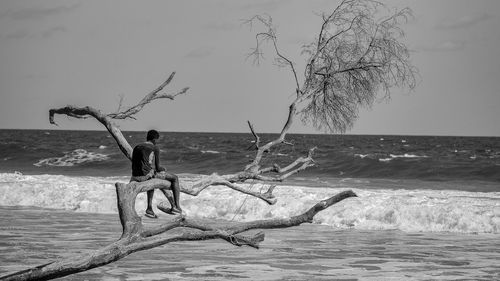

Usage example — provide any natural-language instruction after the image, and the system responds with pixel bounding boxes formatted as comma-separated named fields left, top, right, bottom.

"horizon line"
left=0, top=127, right=499, bottom=138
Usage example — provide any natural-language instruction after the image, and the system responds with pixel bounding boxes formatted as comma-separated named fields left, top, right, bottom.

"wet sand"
left=1, top=206, right=499, bottom=280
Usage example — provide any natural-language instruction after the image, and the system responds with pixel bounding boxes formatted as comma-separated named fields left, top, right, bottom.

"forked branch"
left=49, top=105, right=133, bottom=159
left=108, top=72, right=189, bottom=120
left=48, top=73, right=189, bottom=160
left=242, top=0, right=416, bottom=181
left=179, top=174, right=278, bottom=205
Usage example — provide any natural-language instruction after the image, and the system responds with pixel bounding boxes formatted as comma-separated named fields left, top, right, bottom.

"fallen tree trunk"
left=0, top=178, right=357, bottom=281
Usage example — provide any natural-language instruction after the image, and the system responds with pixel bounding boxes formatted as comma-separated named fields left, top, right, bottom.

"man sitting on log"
left=130, top=129, right=182, bottom=218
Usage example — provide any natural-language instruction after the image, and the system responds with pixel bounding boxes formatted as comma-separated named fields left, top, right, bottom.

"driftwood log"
left=0, top=71, right=331, bottom=281
left=0, top=179, right=356, bottom=280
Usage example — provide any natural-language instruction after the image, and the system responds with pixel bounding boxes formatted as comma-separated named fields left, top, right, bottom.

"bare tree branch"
left=177, top=174, right=278, bottom=205
left=244, top=102, right=300, bottom=173
left=49, top=106, right=133, bottom=159
left=299, top=0, right=417, bottom=133
left=238, top=0, right=416, bottom=198
left=108, top=72, right=189, bottom=119
left=46, top=73, right=281, bottom=204
left=260, top=147, right=316, bottom=177
left=244, top=15, right=301, bottom=94
left=247, top=120, right=261, bottom=150
left=48, top=73, right=189, bottom=160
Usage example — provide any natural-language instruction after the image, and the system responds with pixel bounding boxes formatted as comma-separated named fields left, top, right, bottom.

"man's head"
left=146, top=130, right=160, bottom=144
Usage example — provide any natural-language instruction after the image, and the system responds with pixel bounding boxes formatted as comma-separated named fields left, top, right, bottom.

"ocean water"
left=0, top=129, right=499, bottom=280
left=1, top=129, right=499, bottom=183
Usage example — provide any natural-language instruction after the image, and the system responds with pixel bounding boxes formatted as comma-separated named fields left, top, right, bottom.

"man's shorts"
left=130, top=170, right=155, bottom=183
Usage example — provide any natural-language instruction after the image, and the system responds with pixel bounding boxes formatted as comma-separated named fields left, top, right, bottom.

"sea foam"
left=0, top=173, right=499, bottom=234
left=33, top=149, right=109, bottom=167
left=201, top=150, right=223, bottom=154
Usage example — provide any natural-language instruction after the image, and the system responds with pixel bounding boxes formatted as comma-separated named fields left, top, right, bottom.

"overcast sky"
left=0, top=0, right=499, bottom=136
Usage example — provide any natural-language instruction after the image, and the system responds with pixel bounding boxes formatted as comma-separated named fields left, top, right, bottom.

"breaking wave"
left=1, top=173, right=499, bottom=234
left=379, top=154, right=429, bottom=162
left=355, top=153, right=428, bottom=162
left=201, top=150, right=223, bottom=154
left=33, top=149, right=109, bottom=167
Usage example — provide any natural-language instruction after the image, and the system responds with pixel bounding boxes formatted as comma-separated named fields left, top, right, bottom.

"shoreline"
left=1, top=206, right=499, bottom=280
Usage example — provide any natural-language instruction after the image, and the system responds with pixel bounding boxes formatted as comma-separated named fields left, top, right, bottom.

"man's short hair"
left=146, top=130, right=160, bottom=141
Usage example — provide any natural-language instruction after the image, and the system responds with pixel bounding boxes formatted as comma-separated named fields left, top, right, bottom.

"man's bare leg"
left=146, top=190, right=157, bottom=218
left=159, top=172, right=182, bottom=213
left=131, top=176, right=157, bottom=218
left=159, top=189, right=175, bottom=209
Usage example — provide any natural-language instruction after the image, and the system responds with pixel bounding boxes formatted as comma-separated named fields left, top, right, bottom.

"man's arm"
left=154, top=146, right=166, bottom=172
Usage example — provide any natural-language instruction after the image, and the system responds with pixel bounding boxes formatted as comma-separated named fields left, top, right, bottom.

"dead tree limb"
left=299, top=0, right=417, bottom=132
left=48, top=72, right=188, bottom=160
left=49, top=105, right=134, bottom=160
left=47, top=72, right=284, bottom=204
left=0, top=179, right=357, bottom=281
left=178, top=174, right=278, bottom=204
left=240, top=0, right=416, bottom=187
left=107, top=72, right=189, bottom=120
left=45, top=70, right=317, bottom=206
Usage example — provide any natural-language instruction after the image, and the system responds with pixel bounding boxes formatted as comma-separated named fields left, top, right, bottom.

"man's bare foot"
left=171, top=207, right=183, bottom=214
left=145, top=210, right=158, bottom=219
left=157, top=203, right=182, bottom=215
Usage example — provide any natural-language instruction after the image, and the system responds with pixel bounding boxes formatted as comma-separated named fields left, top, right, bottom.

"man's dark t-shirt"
left=131, top=142, right=164, bottom=177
